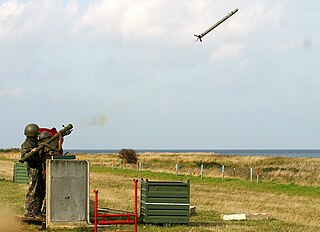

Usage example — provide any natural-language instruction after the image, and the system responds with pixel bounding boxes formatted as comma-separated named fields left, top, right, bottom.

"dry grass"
left=0, top=160, right=14, bottom=180
left=191, top=183, right=320, bottom=228
left=0, top=152, right=20, bottom=160
left=82, top=152, right=320, bottom=230
left=88, top=168, right=320, bottom=230
left=1, top=152, right=319, bottom=231
left=78, top=152, right=320, bottom=186
left=90, top=172, right=137, bottom=211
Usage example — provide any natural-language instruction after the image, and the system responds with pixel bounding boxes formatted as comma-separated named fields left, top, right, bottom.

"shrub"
left=118, top=148, right=139, bottom=164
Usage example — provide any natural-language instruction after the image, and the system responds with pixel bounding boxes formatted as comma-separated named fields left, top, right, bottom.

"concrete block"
left=222, top=214, right=246, bottom=221
left=46, top=160, right=90, bottom=228
left=222, top=213, right=269, bottom=221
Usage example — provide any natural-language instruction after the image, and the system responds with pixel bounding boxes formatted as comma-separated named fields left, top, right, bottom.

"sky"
left=0, top=0, right=319, bottom=149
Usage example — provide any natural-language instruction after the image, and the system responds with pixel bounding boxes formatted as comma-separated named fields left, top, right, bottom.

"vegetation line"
left=91, top=165, right=320, bottom=198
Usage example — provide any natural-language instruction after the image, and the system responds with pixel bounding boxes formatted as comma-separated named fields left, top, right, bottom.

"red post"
left=93, top=180, right=138, bottom=232
left=93, top=190, right=98, bottom=232
left=133, top=179, right=138, bottom=232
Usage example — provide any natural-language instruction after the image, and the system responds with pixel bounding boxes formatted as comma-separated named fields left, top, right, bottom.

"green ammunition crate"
left=140, top=179, right=190, bottom=224
left=13, top=162, right=28, bottom=183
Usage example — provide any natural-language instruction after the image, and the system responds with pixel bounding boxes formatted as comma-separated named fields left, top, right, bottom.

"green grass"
left=1, top=164, right=318, bottom=231
left=0, top=179, right=26, bottom=214
left=91, top=165, right=320, bottom=198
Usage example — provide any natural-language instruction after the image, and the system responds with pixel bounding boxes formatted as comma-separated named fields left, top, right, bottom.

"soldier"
left=38, top=131, right=52, bottom=171
left=38, top=130, right=64, bottom=219
left=20, top=123, right=45, bottom=219
left=38, top=131, right=51, bottom=219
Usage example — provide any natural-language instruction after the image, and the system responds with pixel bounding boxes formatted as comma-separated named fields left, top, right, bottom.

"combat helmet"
left=39, top=131, right=50, bottom=141
left=24, top=123, right=39, bottom=138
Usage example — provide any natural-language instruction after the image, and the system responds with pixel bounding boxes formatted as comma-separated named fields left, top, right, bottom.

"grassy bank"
left=0, top=152, right=319, bottom=231
left=91, top=166, right=320, bottom=198
left=79, top=152, right=320, bottom=186
left=2, top=151, right=320, bottom=186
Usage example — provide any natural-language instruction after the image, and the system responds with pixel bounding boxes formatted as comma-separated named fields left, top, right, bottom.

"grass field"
left=0, top=151, right=319, bottom=231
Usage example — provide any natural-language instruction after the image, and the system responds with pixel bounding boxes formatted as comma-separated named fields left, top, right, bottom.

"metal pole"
left=93, top=190, right=98, bottom=232
left=133, top=179, right=138, bottom=232
left=222, top=165, right=225, bottom=180
left=176, top=164, right=178, bottom=176
left=200, top=164, right=204, bottom=179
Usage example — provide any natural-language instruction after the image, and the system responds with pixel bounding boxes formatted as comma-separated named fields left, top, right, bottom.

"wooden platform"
left=15, top=215, right=44, bottom=225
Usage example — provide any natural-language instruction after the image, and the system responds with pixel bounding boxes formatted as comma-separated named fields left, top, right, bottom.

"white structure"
left=223, top=213, right=268, bottom=221
left=223, top=214, right=246, bottom=221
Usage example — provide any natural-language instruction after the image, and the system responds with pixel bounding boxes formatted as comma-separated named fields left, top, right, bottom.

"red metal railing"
left=93, top=179, right=138, bottom=232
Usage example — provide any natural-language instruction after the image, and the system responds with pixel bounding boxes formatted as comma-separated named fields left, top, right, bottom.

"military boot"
left=24, top=212, right=34, bottom=219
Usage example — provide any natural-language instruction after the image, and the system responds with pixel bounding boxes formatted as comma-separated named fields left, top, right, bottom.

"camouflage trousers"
left=25, top=167, right=45, bottom=215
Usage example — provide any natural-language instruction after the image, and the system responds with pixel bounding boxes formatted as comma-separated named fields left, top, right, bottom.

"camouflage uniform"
left=38, top=131, right=63, bottom=218
left=21, top=137, right=45, bottom=217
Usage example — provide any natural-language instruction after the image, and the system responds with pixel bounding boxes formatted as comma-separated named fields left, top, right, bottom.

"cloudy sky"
left=1, top=0, right=319, bottom=149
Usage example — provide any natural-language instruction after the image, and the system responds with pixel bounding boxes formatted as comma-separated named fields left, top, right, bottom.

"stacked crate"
left=140, top=179, right=190, bottom=225
left=13, top=162, right=28, bottom=183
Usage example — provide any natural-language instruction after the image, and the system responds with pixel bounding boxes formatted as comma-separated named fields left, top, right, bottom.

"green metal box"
left=140, top=179, right=190, bottom=224
left=13, top=162, right=28, bottom=183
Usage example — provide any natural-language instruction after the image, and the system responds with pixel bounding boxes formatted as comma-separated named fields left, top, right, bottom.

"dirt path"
left=0, top=160, right=14, bottom=180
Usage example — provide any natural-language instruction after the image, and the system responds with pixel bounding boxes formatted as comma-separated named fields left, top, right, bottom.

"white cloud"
left=120, top=1, right=165, bottom=42
left=229, top=2, right=284, bottom=36
left=0, top=1, right=24, bottom=20
left=0, top=1, right=25, bottom=38
left=65, top=0, right=79, bottom=16
left=0, top=1, right=286, bottom=44
left=0, top=0, right=80, bottom=41
left=72, top=0, right=126, bottom=39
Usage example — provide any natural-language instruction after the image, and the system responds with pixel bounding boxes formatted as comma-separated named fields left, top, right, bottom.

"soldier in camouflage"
left=38, top=131, right=54, bottom=218
left=20, top=123, right=45, bottom=219
left=38, top=130, right=64, bottom=219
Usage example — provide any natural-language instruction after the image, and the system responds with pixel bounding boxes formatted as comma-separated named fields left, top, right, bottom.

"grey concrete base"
left=222, top=214, right=246, bottom=221
left=46, top=160, right=90, bottom=228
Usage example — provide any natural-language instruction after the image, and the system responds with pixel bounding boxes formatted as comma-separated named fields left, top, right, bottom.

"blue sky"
left=0, top=0, right=319, bottom=149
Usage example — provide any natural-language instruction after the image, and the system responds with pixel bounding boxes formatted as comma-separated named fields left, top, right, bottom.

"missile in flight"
left=194, top=8, right=238, bottom=42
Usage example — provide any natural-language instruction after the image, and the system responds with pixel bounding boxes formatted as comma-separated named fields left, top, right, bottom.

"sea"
left=65, top=149, right=320, bottom=158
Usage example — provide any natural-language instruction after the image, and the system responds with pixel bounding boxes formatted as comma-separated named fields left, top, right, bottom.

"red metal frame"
left=93, top=179, right=138, bottom=232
